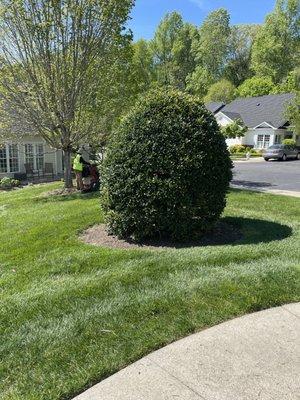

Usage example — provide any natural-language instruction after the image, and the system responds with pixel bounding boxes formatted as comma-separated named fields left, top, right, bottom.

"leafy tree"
left=151, top=12, right=184, bottom=87
left=131, top=39, right=155, bottom=94
left=251, top=0, right=300, bottom=83
left=236, top=76, right=276, bottom=98
left=171, top=23, right=199, bottom=89
left=0, top=0, right=133, bottom=187
left=221, top=119, right=248, bottom=139
left=272, top=68, right=300, bottom=93
left=89, top=41, right=137, bottom=158
left=282, top=138, right=296, bottom=146
left=151, top=13, right=198, bottom=89
left=204, top=79, right=236, bottom=104
left=193, top=9, right=231, bottom=81
left=186, top=66, right=214, bottom=98
left=286, top=92, right=300, bottom=135
left=224, top=24, right=259, bottom=86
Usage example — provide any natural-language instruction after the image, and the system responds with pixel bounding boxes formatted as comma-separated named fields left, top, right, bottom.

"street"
left=232, top=159, right=300, bottom=193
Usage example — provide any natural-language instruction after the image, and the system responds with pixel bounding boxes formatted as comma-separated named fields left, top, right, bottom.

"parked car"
left=263, top=144, right=300, bottom=161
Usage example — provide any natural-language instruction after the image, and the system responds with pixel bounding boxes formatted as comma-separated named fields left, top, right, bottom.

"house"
left=206, top=93, right=299, bottom=149
left=0, top=136, right=64, bottom=179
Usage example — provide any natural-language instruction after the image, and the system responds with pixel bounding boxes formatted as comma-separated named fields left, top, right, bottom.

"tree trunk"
left=63, top=149, right=73, bottom=188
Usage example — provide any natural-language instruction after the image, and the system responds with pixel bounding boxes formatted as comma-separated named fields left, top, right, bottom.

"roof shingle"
left=219, top=93, right=295, bottom=129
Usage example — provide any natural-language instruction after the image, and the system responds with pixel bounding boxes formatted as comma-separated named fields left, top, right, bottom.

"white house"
left=0, top=136, right=64, bottom=179
left=207, top=93, right=299, bottom=149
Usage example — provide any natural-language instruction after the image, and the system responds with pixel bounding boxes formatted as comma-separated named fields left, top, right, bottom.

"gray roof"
left=219, top=93, right=295, bottom=129
left=221, top=111, right=242, bottom=121
left=206, top=102, right=225, bottom=114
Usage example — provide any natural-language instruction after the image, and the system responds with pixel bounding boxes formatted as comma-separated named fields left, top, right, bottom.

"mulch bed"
left=80, top=222, right=242, bottom=250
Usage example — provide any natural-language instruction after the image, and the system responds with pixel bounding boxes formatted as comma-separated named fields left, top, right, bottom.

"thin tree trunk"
left=63, top=149, right=73, bottom=188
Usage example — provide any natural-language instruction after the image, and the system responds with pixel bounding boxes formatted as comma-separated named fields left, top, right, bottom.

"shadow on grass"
left=231, top=180, right=275, bottom=189
left=139, top=217, right=292, bottom=248
left=223, top=217, right=292, bottom=246
left=81, top=217, right=293, bottom=250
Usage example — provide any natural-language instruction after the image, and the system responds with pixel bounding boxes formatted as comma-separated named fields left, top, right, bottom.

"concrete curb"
left=231, top=185, right=300, bottom=198
left=73, top=303, right=300, bottom=400
left=232, top=157, right=263, bottom=163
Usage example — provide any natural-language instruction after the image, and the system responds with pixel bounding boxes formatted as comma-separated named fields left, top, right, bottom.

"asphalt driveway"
left=232, top=158, right=300, bottom=193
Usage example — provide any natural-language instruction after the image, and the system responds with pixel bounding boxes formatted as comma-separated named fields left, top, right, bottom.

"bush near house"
left=229, top=145, right=262, bottom=157
left=282, top=138, right=296, bottom=146
left=229, top=144, right=248, bottom=154
left=101, top=89, right=233, bottom=241
left=0, top=177, right=20, bottom=190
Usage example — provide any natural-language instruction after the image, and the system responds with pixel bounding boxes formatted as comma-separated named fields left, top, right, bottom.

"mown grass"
left=0, top=183, right=299, bottom=400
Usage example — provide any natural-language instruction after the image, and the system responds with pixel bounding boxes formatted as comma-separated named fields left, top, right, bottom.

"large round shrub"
left=101, top=89, right=232, bottom=241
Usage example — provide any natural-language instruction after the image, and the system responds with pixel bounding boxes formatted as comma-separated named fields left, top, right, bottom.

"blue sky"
left=129, top=0, right=276, bottom=40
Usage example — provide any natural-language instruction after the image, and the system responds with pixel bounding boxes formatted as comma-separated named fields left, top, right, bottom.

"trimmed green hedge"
left=101, top=89, right=233, bottom=241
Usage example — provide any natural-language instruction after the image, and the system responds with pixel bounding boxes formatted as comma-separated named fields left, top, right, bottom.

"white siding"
left=0, top=136, right=63, bottom=178
left=215, top=113, right=233, bottom=127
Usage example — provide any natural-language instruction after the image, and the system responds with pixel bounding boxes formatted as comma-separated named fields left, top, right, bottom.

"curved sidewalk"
left=74, top=303, right=300, bottom=400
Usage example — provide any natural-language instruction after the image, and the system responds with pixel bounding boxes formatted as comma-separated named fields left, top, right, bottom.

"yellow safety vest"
left=73, top=154, right=83, bottom=172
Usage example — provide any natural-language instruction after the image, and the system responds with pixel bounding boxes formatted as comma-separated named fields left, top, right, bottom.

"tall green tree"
left=171, top=23, right=199, bottom=89
left=273, top=68, right=300, bottom=93
left=286, top=92, right=300, bottom=135
left=186, top=66, right=214, bottom=98
left=224, top=24, right=259, bottom=86
left=251, top=0, right=300, bottom=83
left=131, top=39, right=155, bottom=93
left=285, top=64, right=300, bottom=137
left=151, top=12, right=184, bottom=86
left=204, top=79, right=236, bottom=104
left=236, top=76, right=276, bottom=98
left=0, top=0, right=133, bottom=187
left=151, top=12, right=198, bottom=89
left=194, top=8, right=231, bottom=79
left=187, top=9, right=231, bottom=97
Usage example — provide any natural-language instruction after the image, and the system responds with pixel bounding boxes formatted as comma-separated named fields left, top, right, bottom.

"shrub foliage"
left=101, top=89, right=232, bottom=241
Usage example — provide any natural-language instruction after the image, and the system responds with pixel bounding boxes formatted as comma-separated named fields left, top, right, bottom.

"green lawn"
left=0, top=183, right=299, bottom=400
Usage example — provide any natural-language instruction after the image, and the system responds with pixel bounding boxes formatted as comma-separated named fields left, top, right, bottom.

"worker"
left=73, top=150, right=90, bottom=190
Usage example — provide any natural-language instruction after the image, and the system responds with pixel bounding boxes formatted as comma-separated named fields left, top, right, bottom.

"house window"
left=257, top=134, right=270, bottom=149
left=274, top=135, right=282, bottom=145
left=0, top=144, right=20, bottom=173
left=25, top=143, right=44, bottom=170
left=35, top=144, right=44, bottom=171
left=0, top=146, right=7, bottom=173
left=25, top=144, right=34, bottom=169
left=9, top=144, right=19, bottom=172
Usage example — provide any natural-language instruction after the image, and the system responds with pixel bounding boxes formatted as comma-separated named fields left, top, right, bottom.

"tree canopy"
left=236, top=76, right=276, bottom=98
left=221, top=119, right=248, bottom=139
left=251, top=0, right=300, bottom=83
left=204, top=80, right=236, bottom=104
left=0, top=0, right=134, bottom=187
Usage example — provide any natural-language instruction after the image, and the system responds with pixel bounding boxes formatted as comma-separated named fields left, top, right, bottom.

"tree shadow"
left=81, top=217, right=293, bottom=250
left=221, top=216, right=292, bottom=246
left=231, top=180, right=275, bottom=189
left=141, top=217, right=292, bottom=248
left=137, top=217, right=292, bottom=248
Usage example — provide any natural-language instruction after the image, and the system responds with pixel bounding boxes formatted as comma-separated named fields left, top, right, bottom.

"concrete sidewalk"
left=74, top=303, right=300, bottom=400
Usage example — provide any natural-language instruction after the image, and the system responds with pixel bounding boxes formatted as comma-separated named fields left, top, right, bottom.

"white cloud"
left=188, top=0, right=206, bottom=10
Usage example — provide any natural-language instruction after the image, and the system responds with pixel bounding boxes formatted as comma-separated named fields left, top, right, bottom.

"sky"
left=128, top=0, right=276, bottom=40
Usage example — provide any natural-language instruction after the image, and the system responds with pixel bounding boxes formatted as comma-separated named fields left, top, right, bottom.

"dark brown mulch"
left=79, top=222, right=242, bottom=250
